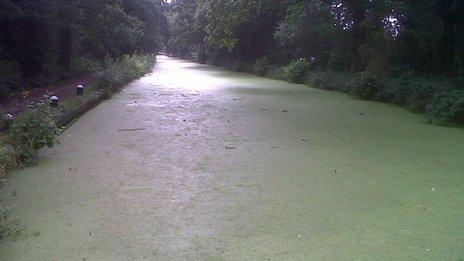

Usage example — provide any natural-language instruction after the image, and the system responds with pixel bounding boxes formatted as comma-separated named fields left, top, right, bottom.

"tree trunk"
left=452, top=0, right=464, bottom=74
left=57, top=1, right=74, bottom=77
left=58, top=26, right=72, bottom=76
left=440, top=0, right=456, bottom=75
left=344, top=0, right=367, bottom=72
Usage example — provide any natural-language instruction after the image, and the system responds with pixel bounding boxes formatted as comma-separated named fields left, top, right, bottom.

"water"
left=1, top=56, right=463, bottom=260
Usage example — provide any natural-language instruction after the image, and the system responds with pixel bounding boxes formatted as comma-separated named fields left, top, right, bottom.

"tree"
left=0, top=0, right=167, bottom=92
left=0, top=0, right=56, bottom=80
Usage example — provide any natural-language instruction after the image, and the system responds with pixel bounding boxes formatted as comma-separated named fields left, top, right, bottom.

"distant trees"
left=167, top=0, right=284, bottom=64
left=164, top=0, right=464, bottom=125
left=0, top=0, right=168, bottom=97
left=166, top=0, right=464, bottom=76
left=1, top=0, right=462, bottom=99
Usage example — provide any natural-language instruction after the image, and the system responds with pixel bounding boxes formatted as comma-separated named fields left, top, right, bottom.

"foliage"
left=95, top=54, right=155, bottom=95
left=167, top=0, right=282, bottom=63
left=164, top=0, right=464, bottom=126
left=167, top=0, right=207, bottom=59
left=0, top=109, right=7, bottom=131
left=377, top=77, right=412, bottom=105
left=376, top=77, right=445, bottom=112
left=8, top=107, right=61, bottom=164
left=167, top=0, right=464, bottom=76
left=70, top=57, right=104, bottom=77
left=426, top=90, right=464, bottom=125
left=349, top=73, right=385, bottom=100
left=0, top=61, right=21, bottom=101
left=307, top=71, right=352, bottom=93
left=275, top=0, right=349, bottom=70
left=265, top=66, right=284, bottom=80
left=77, top=0, right=144, bottom=59
left=122, top=0, right=168, bottom=54
left=405, top=80, right=442, bottom=112
left=0, top=84, right=13, bottom=102
left=0, top=0, right=166, bottom=92
left=282, top=59, right=310, bottom=84
left=0, top=144, right=16, bottom=177
left=253, top=57, right=270, bottom=76
left=0, top=54, right=153, bottom=176
left=1, top=0, right=464, bottom=126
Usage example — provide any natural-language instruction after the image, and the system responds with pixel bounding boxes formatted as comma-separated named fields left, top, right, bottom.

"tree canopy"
left=1, top=0, right=462, bottom=99
left=0, top=0, right=168, bottom=94
left=165, top=0, right=464, bottom=76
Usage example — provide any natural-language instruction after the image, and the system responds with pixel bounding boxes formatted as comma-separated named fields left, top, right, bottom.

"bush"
left=253, top=57, right=270, bottom=76
left=451, top=74, right=464, bottom=89
left=282, top=59, right=310, bottom=83
left=235, top=62, right=254, bottom=73
left=377, top=77, right=411, bottom=105
left=349, top=73, right=385, bottom=100
left=95, top=54, right=155, bottom=95
left=0, top=108, right=6, bottom=130
left=0, top=83, right=14, bottom=102
left=70, top=57, right=103, bottom=77
left=308, top=71, right=351, bottom=92
left=0, top=145, right=16, bottom=176
left=0, top=61, right=22, bottom=95
left=193, top=47, right=207, bottom=64
left=405, top=81, right=440, bottom=112
left=265, top=66, right=284, bottom=80
left=8, top=107, right=61, bottom=164
left=426, top=89, right=464, bottom=124
left=96, top=68, right=124, bottom=93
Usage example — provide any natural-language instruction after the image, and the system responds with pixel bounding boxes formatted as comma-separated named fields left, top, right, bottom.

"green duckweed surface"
left=1, top=56, right=463, bottom=260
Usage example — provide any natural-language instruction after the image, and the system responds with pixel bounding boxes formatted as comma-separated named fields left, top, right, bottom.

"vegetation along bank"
left=1, top=0, right=167, bottom=177
left=165, top=0, right=464, bottom=126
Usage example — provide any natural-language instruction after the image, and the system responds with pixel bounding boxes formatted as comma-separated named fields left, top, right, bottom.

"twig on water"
left=117, top=128, right=146, bottom=132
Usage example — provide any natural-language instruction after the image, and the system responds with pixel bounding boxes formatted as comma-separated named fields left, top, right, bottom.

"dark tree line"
left=0, top=0, right=169, bottom=99
left=166, top=0, right=464, bottom=76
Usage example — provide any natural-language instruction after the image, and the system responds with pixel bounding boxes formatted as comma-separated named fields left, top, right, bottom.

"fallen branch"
left=117, top=128, right=145, bottom=132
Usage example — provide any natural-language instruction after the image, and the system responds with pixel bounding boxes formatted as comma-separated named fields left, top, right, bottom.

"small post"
left=76, top=84, right=84, bottom=95
left=50, top=96, right=60, bottom=107
left=1, top=113, right=14, bottom=130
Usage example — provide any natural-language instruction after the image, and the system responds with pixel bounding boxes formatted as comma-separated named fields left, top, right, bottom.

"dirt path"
left=1, top=74, right=95, bottom=115
left=1, top=56, right=464, bottom=260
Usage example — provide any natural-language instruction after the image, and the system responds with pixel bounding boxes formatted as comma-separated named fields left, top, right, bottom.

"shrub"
left=70, top=57, right=103, bottom=77
left=235, top=62, right=254, bottom=73
left=119, top=54, right=154, bottom=79
left=0, top=83, right=14, bottom=102
left=349, top=72, right=385, bottom=100
left=265, top=66, right=284, bottom=80
left=451, top=74, right=464, bottom=89
left=426, top=89, right=464, bottom=124
left=8, top=107, right=61, bottom=164
left=282, top=59, right=310, bottom=83
left=0, top=145, right=16, bottom=176
left=253, top=57, right=270, bottom=76
left=193, top=47, right=207, bottom=64
left=0, top=108, right=6, bottom=130
left=405, top=81, right=440, bottom=112
left=308, top=71, right=351, bottom=92
left=95, top=54, right=155, bottom=95
left=0, top=61, right=21, bottom=95
left=377, top=77, right=411, bottom=105
left=95, top=68, right=123, bottom=92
